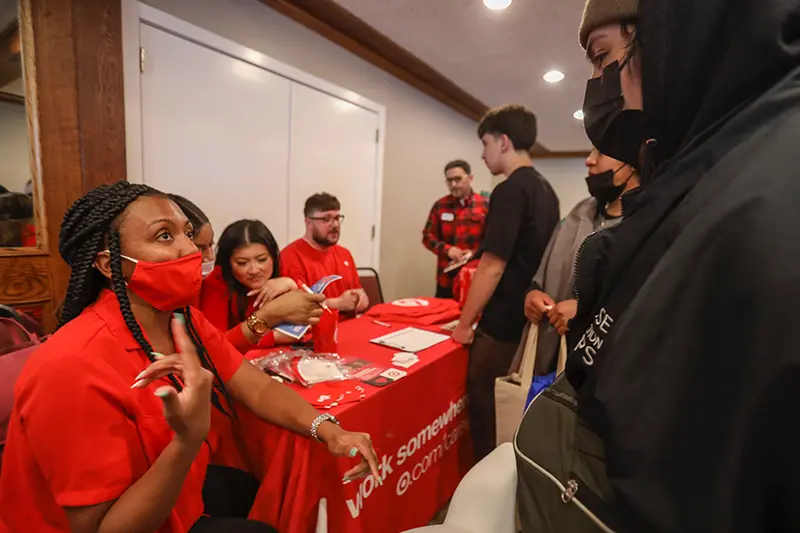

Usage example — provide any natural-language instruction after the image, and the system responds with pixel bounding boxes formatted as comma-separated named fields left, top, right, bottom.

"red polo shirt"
left=280, top=238, right=361, bottom=298
left=0, top=290, right=245, bottom=533
left=199, top=266, right=276, bottom=354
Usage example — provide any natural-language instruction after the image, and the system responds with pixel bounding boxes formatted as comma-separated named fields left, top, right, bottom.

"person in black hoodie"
left=515, top=0, right=800, bottom=532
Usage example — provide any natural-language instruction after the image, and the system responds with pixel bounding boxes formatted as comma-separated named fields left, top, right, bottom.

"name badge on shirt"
left=441, top=212, right=455, bottom=222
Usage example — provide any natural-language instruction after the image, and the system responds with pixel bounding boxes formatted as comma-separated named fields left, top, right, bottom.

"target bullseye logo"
left=391, top=298, right=430, bottom=308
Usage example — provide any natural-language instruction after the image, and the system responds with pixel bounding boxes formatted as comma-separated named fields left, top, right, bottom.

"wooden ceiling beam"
left=257, top=0, right=587, bottom=156
left=258, top=0, right=489, bottom=122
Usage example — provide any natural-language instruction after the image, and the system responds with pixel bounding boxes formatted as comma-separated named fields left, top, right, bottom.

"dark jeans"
left=190, top=516, right=277, bottom=533
left=435, top=285, right=454, bottom=299
left=467, top=328, right=519, bottom=462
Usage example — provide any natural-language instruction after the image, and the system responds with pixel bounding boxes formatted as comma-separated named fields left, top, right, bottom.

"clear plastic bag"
left=293, top=354, right=348, bottom=387
left=251, top=350, right=352, bottom=387
left=251, top=350, right=297, bottom=383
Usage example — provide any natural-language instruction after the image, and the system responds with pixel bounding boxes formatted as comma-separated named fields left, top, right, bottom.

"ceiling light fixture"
left=573, top=110, right=585, bottom=120
left=543, top=70, right=565, bottom=83
left=483, top=0, right=512, bottom=11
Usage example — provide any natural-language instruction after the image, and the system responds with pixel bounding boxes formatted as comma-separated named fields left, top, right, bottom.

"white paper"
left=370, top=327, right=450, bottom=353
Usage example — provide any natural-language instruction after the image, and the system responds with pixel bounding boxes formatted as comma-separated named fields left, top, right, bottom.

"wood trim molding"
left=534, top=150, right=591, bottom=159
left=0, top=0, right=127, bottom=330
left=73, top=0, right=127, bottom=190
left=257, top=0, right=489, bottom=122
left=0, top=91, right=24, bottom=105
left=256, top=0, right=584, bottom=155
left=34, top=0, right=126, bottom=322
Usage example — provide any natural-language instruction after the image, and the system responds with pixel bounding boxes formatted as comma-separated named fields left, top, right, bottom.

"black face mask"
left=585, top=165, right=629, bottom=206
left=582, top=60, right=646, bottom=168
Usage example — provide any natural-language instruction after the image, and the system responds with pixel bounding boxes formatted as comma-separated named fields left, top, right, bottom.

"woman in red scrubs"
left=0, top=182, right=380, bottom=533
left=168, top=195, right=216, bottom=278
left=200, top=219, right=300, bottom=354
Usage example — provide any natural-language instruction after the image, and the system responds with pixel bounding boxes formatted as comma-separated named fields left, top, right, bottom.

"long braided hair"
left=58, top=182, right=236, bottom=416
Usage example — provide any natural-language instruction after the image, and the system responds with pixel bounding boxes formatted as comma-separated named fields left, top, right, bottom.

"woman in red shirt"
left=0, top=182, right=380, bottom=533
left=200, top=219, right=300, bottom=354
left=168, top=195, right=216, bottom=278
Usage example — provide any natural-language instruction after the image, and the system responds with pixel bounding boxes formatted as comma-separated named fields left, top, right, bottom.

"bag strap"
left=519, top=323, right=539, bottom=391
left=556, top=335, right=567, bottom=375
left=0, top=318, right=36, bottom=346
left=520, top=324, right=567, bottom=389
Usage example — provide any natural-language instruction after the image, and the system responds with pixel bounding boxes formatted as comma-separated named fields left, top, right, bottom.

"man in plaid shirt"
left=422, top=160, right=489, bottom=299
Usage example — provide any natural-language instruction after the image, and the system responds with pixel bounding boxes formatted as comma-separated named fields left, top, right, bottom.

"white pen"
left=299, top=282, right=332, bottom=313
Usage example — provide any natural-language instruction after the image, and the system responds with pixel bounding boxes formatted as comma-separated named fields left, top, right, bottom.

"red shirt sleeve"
left=188, top=309, right=246, bottom=383
left=422, top=201, right=447, bottom=255
left=279, top=245, right=310, bottom=286
left=221, top=325, right=257, bottom=354
left=19, top=357, right=149, bottom=507
left=218, top=322, right=275, bottom=355
left=199, top=273, right=231, bottom=333
left=200, top=271, right=261, bottom=354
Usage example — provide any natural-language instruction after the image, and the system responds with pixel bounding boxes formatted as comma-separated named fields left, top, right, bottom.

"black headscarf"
left=641, top=0, right=800, bottom=168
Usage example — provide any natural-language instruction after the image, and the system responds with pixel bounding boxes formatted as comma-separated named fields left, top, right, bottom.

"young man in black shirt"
left=452, top=105, right=559, bottom=461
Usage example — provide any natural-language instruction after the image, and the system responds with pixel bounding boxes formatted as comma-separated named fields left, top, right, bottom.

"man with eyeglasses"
left=281, top=192, right=369, bottom=313
left=422, top=160, right=489, bottom=299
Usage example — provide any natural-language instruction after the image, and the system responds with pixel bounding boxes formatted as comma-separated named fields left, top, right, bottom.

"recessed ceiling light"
left=483, top=0, right=512, bottom=10
left=573, top=110, right=585, bottom=120
left=543, top=70, right=565, bottom=83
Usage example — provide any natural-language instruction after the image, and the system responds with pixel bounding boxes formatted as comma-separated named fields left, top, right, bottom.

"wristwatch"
left=310, top=413, right=340, bottom=442
left=246, top=313, right=269, bottom=336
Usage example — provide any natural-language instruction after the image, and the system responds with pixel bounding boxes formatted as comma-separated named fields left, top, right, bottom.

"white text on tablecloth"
left=345, top=396, right=468, bottom=519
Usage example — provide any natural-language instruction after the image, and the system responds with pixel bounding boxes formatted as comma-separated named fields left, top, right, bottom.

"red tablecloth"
left=216, top=316, right=473, bottom=533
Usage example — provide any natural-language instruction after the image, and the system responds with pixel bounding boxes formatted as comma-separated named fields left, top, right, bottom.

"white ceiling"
left=332, top=0, right=592, bottom=152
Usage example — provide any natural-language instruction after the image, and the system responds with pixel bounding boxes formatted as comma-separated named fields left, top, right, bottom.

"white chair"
left=403, top=442, right=517, bottom=533
left=315, top=497, right=328, bottom=533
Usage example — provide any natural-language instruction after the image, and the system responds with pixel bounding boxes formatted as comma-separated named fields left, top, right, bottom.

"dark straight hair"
left=215, top=219, right=281, bottom=327
left=477, top=104, right=538, bottom=152
left=168, top=194, right=210, bottom=230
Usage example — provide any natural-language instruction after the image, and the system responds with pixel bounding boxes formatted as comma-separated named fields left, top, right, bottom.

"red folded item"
left=453, top=260, right=479, bottom=309
left=364, top=297, right=461, bottom=325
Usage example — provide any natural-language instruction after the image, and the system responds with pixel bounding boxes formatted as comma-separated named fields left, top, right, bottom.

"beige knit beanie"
left=579, top=0, right=639, bottom=49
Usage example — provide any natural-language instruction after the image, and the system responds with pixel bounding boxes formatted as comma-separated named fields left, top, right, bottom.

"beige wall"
left=142, top=0, right=492, bottom=300
left=535, top=157, right=590, bottom=216
left=490, top=157, right=589, bottom=220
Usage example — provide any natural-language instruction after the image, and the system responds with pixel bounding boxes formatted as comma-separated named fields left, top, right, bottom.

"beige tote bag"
left=495, top=322, right=566, bottom=446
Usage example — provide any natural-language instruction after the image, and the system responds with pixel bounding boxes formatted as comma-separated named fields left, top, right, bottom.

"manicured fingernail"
left=173, top=313, right=185, bottom=325
left=342, top=477, right=352, bottom=485
left=154, top=388, right=170, bottom=398
left=135, top=370, right=146, bottom=380
left=151, top=352, right=166, bottom=360
left=130, top=379, right=146, bottom=389
left=349, top=447, right=358, bottom=458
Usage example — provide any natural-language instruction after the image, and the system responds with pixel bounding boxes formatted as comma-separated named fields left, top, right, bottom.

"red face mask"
left=120, top=252, right=203, bottom=311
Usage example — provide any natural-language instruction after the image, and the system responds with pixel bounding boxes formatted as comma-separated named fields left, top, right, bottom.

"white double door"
left=136, top=23, right=380, bottom=268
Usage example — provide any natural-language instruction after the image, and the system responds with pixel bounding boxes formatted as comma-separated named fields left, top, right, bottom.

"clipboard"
left=443, top=252, right=473, bottom=274
left=370, top=327, right=450, bottom=353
